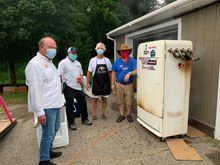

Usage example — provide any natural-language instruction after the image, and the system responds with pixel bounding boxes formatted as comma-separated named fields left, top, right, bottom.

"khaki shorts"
left=116, top=82, right=134, bottom=106
left=92, top=95, right=109, bottom=99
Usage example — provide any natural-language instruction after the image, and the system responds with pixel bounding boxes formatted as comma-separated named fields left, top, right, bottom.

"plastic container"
left=35, top=106, right=69, bottom=148
left=82, top=76, right=95, bottom=98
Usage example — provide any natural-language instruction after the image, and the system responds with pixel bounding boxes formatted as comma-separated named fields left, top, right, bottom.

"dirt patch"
left=207, top=151, right=220, bottom=165
left=0, top=104, right=32, bottom=123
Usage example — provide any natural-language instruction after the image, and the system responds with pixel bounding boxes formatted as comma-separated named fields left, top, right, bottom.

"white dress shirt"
left=25, top=52, right=64, bottom=117
left=58, top=57, right=83, bottom=91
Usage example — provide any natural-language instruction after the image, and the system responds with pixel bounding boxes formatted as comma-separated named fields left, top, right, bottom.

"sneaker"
left=101, top=114, right=106, bottom=120
left=92, top=115, right=97, bottom=120
left=127, top=114, right=133, bottom=122
left=116, top=115, right=125, bottom=122
left=82, top=119, right=92, bottom=126
left=39, top=160, right=57, bottom=165
left=50, top=151, right=62, bottom=159
left=69, top=123, right=77, bottom=130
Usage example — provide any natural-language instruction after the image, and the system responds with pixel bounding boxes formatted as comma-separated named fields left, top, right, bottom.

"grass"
left=0, top=93, right=27, bottom=105
left=206, top=136, right=220, bottom=147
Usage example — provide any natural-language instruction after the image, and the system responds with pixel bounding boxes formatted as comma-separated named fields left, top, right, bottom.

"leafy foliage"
left=0, top=0, right=167, bottom=84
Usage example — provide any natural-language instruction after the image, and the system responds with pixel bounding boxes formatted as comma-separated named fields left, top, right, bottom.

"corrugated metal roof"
left=107, top=0, right=219, bottom=37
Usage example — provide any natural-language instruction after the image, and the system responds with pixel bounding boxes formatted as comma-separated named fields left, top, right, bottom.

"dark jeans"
left=64, top=85, right=88, bottom=125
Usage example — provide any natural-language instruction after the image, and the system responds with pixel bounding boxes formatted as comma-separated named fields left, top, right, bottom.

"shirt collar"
left=37, top=52, right=51, bottom=62
left=66, top=56, right=76, bottom=63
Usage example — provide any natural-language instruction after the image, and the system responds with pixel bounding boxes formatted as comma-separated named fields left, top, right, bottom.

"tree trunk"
left=7, top=58, right=16, bottom=85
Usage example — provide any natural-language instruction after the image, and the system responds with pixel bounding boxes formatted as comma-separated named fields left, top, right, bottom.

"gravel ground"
left=0, top=95, right=220, bottom=165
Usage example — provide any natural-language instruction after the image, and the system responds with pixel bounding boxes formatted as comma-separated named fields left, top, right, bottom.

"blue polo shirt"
left=112, top=57, right=137, bottom=84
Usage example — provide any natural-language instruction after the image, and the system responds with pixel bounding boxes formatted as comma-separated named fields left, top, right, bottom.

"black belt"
left=116, top=81, right=132, bottom=85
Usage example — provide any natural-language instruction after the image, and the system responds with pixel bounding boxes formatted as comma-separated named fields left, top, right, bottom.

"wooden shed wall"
left=182, top=2, right=220, bottom=130
left=115, top=35, right=125, bottom=58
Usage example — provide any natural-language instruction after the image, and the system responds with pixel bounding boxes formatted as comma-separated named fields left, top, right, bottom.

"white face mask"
left=96, top=49, right=104, bottom=55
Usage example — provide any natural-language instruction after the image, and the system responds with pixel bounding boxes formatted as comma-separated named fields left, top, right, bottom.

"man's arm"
left=111, top=71, right=116, bottom=92
left=86, top=71, right=92, bottom=91
left=25, top=63, right=46, bottom=125
left=58, top=61, right=65, bottom=82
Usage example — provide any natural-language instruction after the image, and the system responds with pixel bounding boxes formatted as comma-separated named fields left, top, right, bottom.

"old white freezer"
left=137, top=40, right=193, bottom=139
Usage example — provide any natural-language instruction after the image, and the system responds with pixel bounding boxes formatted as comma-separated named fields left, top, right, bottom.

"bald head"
left=38, top=37, right=57, bottom=58
left=38, top=37, right=56, bottom=49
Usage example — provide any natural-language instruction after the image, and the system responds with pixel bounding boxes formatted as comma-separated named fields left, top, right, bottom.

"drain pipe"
left=106, top=34, right=116, bottom=61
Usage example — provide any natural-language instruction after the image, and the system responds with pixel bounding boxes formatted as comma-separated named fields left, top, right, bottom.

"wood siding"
left=182, top=2, right=220, bottom=128
left=115, top=35, right=125, bottom=58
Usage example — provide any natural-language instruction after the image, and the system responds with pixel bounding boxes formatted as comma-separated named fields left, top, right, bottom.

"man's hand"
left=76, top=77, right=82, bottom=84
left=86, top=83, right=91, bottom=91
left=124, top=72, right=131, bottom=82
left=111, top=84, right=116, bottom=93
left=38, top=114, right=46, bottom=126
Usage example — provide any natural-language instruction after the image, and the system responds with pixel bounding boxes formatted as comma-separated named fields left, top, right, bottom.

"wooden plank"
left=187, top=125, right=206, bottom=138
left=3, top=86, right=15, bottom=93
left=166, top=139, right=202, bottom=160
left=15, top=86, right=27, bottom=93
left=0, top=119, right=17, bottom=138
left=0, top=120, right=11, bottom=133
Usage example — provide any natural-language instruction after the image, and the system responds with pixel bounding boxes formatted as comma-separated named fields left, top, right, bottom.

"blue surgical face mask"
left=96, top=49, right=104, bottom=55
left=46, top=48, right=57, bottom=60
left=69, top=53, right=77, bottom=61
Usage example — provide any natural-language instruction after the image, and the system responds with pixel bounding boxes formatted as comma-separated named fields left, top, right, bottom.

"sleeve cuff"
left=36, top=110, right=45, bottom=117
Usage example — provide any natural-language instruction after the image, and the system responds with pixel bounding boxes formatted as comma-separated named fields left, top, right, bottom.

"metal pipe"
left=106, top=34, right=116, bottom=61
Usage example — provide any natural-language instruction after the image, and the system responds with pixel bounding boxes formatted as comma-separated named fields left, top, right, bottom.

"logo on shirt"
left=119, top=64, right=128, bottom=71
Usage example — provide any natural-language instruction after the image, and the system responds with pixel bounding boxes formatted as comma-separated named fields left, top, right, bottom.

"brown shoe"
left=116, top=115, right=125, bottom=122
left=127, top=115, right=133, bottom=122
left=101, top=114, right=106, bottom=120
left=92, top=115, right=97, bottom=120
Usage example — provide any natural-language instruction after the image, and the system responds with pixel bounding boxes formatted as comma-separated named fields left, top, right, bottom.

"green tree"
left=0, top=0, right=58, bottom=84
left=162, top=0, right=177, bottom=6
left=0, top=0, right=162, bottom=84
left=0, top=0, right=93, bottom=84
left=120, top=0, right=158, bottom=20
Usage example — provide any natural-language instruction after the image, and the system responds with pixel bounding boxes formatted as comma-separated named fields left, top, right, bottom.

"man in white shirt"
left=58, top=47, right=92, bottom=131
left=25, top=37, right=63, bottom=165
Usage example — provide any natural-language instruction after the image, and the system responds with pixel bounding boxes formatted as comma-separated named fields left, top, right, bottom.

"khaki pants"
left=116, top=82, right=134, bottom=106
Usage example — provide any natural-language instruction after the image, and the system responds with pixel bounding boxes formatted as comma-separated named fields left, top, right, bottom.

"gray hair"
left=95, top=42, right=106, bottom=51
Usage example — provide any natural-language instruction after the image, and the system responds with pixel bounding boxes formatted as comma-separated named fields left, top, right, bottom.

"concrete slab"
left=0, top=95, right=219, bottom=165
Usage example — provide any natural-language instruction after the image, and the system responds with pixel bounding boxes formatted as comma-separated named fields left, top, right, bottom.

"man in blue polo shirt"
left=111, top=44, right=137, bottom=122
